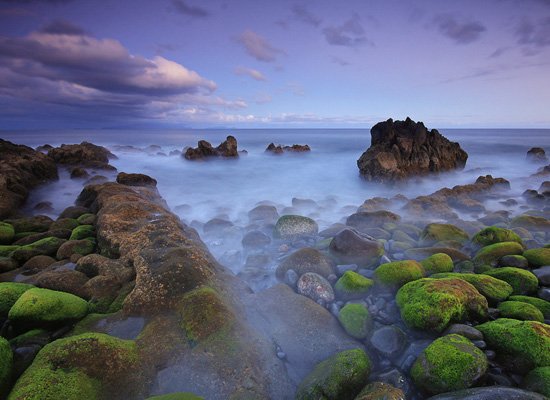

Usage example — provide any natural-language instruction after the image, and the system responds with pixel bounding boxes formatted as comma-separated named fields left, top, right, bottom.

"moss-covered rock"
left=353, top=382, right=405, bottom=400
left=476, top=318, right=550, bottom=369
left=0, top=282, right=34, bottom=317
left=7, top=332, right=142, bottom=400
left=499, top=254, right=529, bottom=269
left=374, top=260, right=425, bottom=289
left=146, top=393, right=204, bottom=400
left=9, top=328, right=49, bottom=347
left=0, top=222, right=15, bottom=245
left=524, top=248, right=550, bottom=267
left=498, top=301, right=544, bottom=322
left=77, top=213, right=96, bottom=226
left=411, top=334, right=488, bottom=395
left=509, top=295, right=550, bottom=319
left=430, top=273, right=513, bottom=304
left=522, top=367, right=550, bottom=398
left=471, top=227, right=523, bottom=248
left=421, top=253, right=454, bottom=275
left=11, top=237, right=66, bottom=263
left=484, top=267, right=539, bottom=295
left=9, top=287, right=89, bottom=327
left=295, top=348, right=371, bottom=400
left=0, top=256, right=17, bottom=273
left=56, top=239, right=96, bottom=260
left=7, top=216, right=52, bottom=234
left=404, top=247, right=470, bottom=263
left=511, top=215, right=550, bottom=232
left=337, top=303, right=372, bottom=339
left=334, top=271, right=374, bottom=300
left=274, top=215, right=318, bottom=239
left=69, top=225, right=96, bottom=241
left=473, top=242, right=524, bottom=267
left=275, top=247, right=335, bottom=280
left=0, top=336, right=13, bottom=395
left=50, top=218, right=79, bottom=232
left=396, top=278, right=488, bottom=332
left=420, top=223, right=469, bottom=246
left=329, top=229, right=384, bottom=266
left=0, top=245, right=19, bottom=257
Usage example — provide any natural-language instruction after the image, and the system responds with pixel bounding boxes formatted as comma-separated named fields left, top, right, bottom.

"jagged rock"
left=48, top=141, right=117, bottom=168
left=266, top=143, right=311, bottom=154
left=183, top=136, right=239, bottom=160
left=357, top=118, right=468, bottom=181
left=116, top=172, right=157, bottom=187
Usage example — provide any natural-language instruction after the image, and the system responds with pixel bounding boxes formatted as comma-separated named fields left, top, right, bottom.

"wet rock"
left=31, top=269, right=90, bottom=299
left=497, top=300, right=544, bottom=322
left=369, top=325, right=406, bottom=358
left=274, top=215, right=318, bottom=239
left=346, top=210, right=401, bottom=231
left=329, top=228, right=384, bottom=266
left=0, top=282, right=34, bottom=316
left=22, top=255, right=56, bottom=274
left=357, top=118, right=468, bottom=181
left=420, top=223, right=469, bottom=246
left=296, top=272, right=335, bottom=304
left=334, top=271, right=374, bottom=300
left=116, top=172, right=157, bottom=187
left=13, top=229, right=72, bottom=246
left=59, top=206, right=91, bottom=220
left=354, top=382, right=405, bottom=400
left=522, top=367, right=550, bottom=397
left=527, top=147, right=548, bottom=163
left=70, top=167, right=89, bottom=179
left=524, top=247, right=550, bottom=267
left=184, top=135, right=239, bottom=160
left=472, top=226, right=523, bottom=249
left=48, top=141, right=116, bottom=166
left=56, top=239, right=95, bottom=260
left=372, top=369, right=411, bottom=398
left=473, top=241, right=524, bottom=267
left=7, top=215, right=53, bottom=234
left=508, top=295, right=550, bottom=319
left=420, top=253, right=454, bottom=275
left=284, top=269, right=299, bottom=287
left=338, top=303, right=372, bottom=339
left=266, top=143, right=311, bottom=153
left=404, top=247, right=470, bottom=262
left=532, top=266, right=550, bottom=285
left=430, top=272, right=513, bottom=304
left=276, top=247, right=335, bottom=280
left=248, top=204, right=279, bottom=223
left=500, top=254, right=529, bottom=269
left=443, top=324, right=483, bottom=340
left=0, top=256, right=17, bottom=272
left=374, top=260, right=425, bottom=290
left=484, top=267, right=539, bottom=295
left=510, top=214, right=550, bottom=233
left=427, top=387, right=547, bottom=399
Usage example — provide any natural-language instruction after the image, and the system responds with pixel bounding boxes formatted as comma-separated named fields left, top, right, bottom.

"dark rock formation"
left=0, top=139, right=58, bottom=219
left=357, top=118, right=468, bottom=181
left=526, top=147, right=548, bottom=163
left=48, top=141, right=117, bottom=168
left=183, top=136, right=239, bottom=160
left=266, top=143, right=311, bottom=154
left=116, top=172, right=157, bottom=187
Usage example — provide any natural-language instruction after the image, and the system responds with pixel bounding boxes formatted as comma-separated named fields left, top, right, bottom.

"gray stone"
left=369, top=325, right=406, bottom=358
left=532, top=266, right=550, bottom=285
left=443, top=324, right=483, bottom=340
left=296, top=272, right=334, bottom=304
left=427, top=387, right=547, bottom=400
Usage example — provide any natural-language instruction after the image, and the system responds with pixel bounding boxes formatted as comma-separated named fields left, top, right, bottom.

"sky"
left=0, top=0, right=549, bottom=129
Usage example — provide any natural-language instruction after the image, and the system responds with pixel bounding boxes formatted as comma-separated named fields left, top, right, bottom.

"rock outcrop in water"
left=357, top=118, right=468, bottom=181
left=184, top=136, right=239, bottom=160
left=266, top=143, right=311, bottom=154
left=0, top=139, right=58, bottom=219
left=48, top=141, right=117, bottom=170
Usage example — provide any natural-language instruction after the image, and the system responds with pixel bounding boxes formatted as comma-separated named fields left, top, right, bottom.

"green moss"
left=50, top=218, right=79, bottom=231
left=523, top=248, right=550, bottom=267
left=420, top=223, right=469, bottom=246
left=522, top=367, right=550, bottom=397
left=0, top=222, right=15, bottom=245
left=0, top=245, right=19, bottom=257
left=107, top=283, right=135, bottom=313
left=509, top=296, right=550, bottom=319
left=421, top=253, right=454, bottom=275
left=471, top=227, right=523, bottom=248
left=473, top=242, right=524, bottom=267
left=13, top=237, right=65, bottom=262
left=411, top=334, right=487, bottom=395
left=0, top=337, right=13, bottom=394
left=510, top=215, right=550, bottom=232
left=273, top=215, right=318, bottom=239
left=295, top=348, right=371, bottom=400
left=69, top=225, right=95, bottom=241
left=7, top=332, right=140, bottom=400
left=396, top=278, right=488, bottom=332
left=476, top=318, right=550, bottom=369
left=334, top=271, right=374, bottom=300
left=70, top=313, right=110, bottom=336
left=146, top=394, right=204, bottom=400
left=390, top=241, right=413, bottom=252
left=9, top=329, right=49, bottom=347
left=9, top=287, right=89, bottom=327
left=485, top=267, right=539, bottom=295
left=0, top=282, right=34, bottom=317
left=498, top=301, right=544, bottom=322
left=430, top=273, right=513, bottom=304
left=374, top=260, right=425, bottom=289
left=77, top=213, right=96, bottom=225
left=337, top=303, right=372, bottom=339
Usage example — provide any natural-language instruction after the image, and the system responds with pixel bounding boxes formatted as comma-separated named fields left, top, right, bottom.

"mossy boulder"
left=430, top=272, right=513, bottom=304
left=0, top=222, right=15, bottom=245
left=9, top=288, right=89, bottom=328
left=11, top=237, right=66, bottom=263
left=396, top=278, right=488, bottom=332
left=274, top=215, right=318, bottom=239
left=337, top=303, right=372, bottom=339
left=146, top=394, right=204, bottom=400
left=485, top=267, right=539, bottom=295
left=411, top=334, right=488, bottom=395
left=7, top=216, right=52, bottom=234
left=498, top=301, right=544, bottom=322
left=50, top=218, right=79, bottom=232
left=0, top=337, right=13, bottom=394
left=329, top=228, right=384, bottom=266
left=420, top=223, right=469, bottom=246
left=473, top=242, right=524, bottom=267
left=77, top=213, right=96, bottom=225
left=374, top=260, right=425, bottom=289
left=56, top=239, right=96, bottom=260
left=471, top=227, right=523, bottom=248
left=524, top=248, right=550, bottom=267
left=421, top=253, right=454, bottom=275
left=7, top=332, right=141, bottom=400
left=353, top=382, right=405, bottom=400
left=522, top=367, right=550, bottom=398
left=0, top=282, right=34, bottom=317
left=404, top=247, right=470, bottom=262
left=511, top=215, right=550, bottom=232
left=0, top=256, right=17, bottom=272
left=69, top=225, right=96, bottom=241
left=499, top=254, right=529, bottom=269
left=476, top=318, right=550, bottom=369
left=334, top=271, right=374, bottom=300
left=509, top=295, right=550, bottom=319
left=275, top=247, right=335, bottom=280
left=0, top=245, right=19, bottom=257
left=295, top=348, right=371, bottom=400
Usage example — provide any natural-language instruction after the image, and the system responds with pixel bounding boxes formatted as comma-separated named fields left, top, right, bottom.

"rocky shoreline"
left=0, top=136, right=549, bottom=400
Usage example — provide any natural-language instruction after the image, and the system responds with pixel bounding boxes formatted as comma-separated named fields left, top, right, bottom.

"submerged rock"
left=329, top=228, right=384, bottom=266
left=266, top=143, right=311, bottom=153
left=527, top=147, right=548, bottom=163
left=183, top=136, right=239, bottom=160
left=274, top=215, right=318, bottom=239
left=357, top=118, right=468, bottom=181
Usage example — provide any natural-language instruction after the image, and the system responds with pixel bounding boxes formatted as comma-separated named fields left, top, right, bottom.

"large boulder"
left=329, top=228, right=384, bottom=266
left=183, top=136, right=239, bottom=160
left=357, top=118, right=468, bottom=181
left=48, top=141, right=116, bottom=167
left=276, top=247, right=335, bottom=280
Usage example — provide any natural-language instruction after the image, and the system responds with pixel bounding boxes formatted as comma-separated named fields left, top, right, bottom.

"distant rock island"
left=183, top=135, right=239, bottom=160
left=357, top=118, right=468, bottom=181
left=265, top=143, right=311, bottom=154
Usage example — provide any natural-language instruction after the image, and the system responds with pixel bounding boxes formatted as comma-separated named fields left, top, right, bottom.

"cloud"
left=237, top=30, right=285, bottom=62
left=323, top=14, right=371, bottom=47
left=0, top=0, right=72, bottom=3
left=234, top=66, right=267, bottom=81
left=330, top=55, right=350, bottom=66
left=291, top=4, right=321, bottom=27
left=515, top=16, right=550, bottom=53
left=434, top=14, right=486, bottom=44
left=171, top=0, right=209, bottom=18
left=39, top=20, right=86, bottom=35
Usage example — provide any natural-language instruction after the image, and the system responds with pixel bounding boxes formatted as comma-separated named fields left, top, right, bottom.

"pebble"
left=380, top=255, right=391, bottom=264
left=370, top=325, right=406, bottom=358
left=277, top=351, right=286, bottom=360
left=336, top=264, right=358, bottom=275
left=484, top=350, right=496, bottom=360
left=329, top=303, right=340, bottom=317
left=472, top=340, right=486, bottom=349
left=444, top=324, right=483, bottom=340
left=538, top=287, right=550, bottom=301
left=533, top=266, right=550, bottom=285
left=358, top=268, right=375, bottom=278
left=296, top=272, right=335, bottom=304
left=284, top=269, right=299, bottom=287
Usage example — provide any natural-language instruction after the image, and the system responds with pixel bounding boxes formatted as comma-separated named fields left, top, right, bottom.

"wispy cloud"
left=237, top=30, right=285, bottom=62
left=330, top=55, right=350, bottom=66
left=171, top=0, right=209, bottom=18
left=234, top=66, right=267, bottom=81
left=323, top=14, right=371, bottom=48
left=291, top=4, right=321, bottom=27
left=434, top=14, right=486, bottom=44
left=515, top=16, right=550, bottom=54
left=39, top=20, right=86, bottom=35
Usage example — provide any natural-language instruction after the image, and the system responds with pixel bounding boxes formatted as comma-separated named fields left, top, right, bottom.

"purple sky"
left=0, top=0, right=549, bottom=129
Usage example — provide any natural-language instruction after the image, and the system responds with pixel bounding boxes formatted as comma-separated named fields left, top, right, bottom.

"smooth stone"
left=336, top=264, right=358, bottom=275
left=369, top=325, right=406, bottom=358
left=284, top=269, right=299, bottom=287
left=397, top=340, right=432, bottom=372
left=372, top=368, right=411, bottom=398
left=472, top=340, right=487, bottom=349
left=443, top=324, right=483, bottom=341
left=539, top=287, right=550, bottom=301
left=532, top=266, right=550, bottom=285
left=296, top=273, right=335, bottom=304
